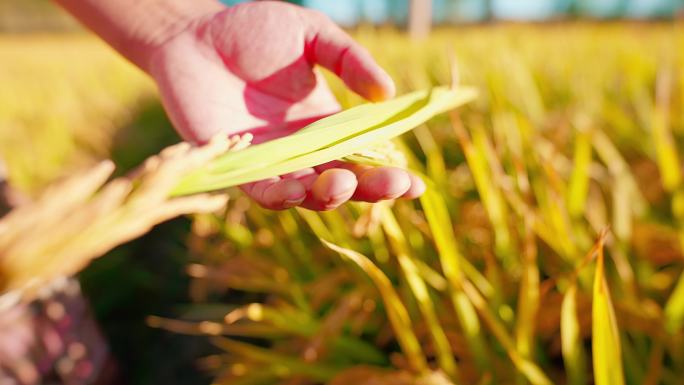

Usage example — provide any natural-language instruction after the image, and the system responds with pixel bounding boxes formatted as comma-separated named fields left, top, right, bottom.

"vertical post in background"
left=408, top=0, right=431, bottom=39
left=484, top=0, right=494, bottom=21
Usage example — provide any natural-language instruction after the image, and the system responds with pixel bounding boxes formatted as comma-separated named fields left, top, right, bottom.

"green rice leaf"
left=172, top=86, right=477, bottom=195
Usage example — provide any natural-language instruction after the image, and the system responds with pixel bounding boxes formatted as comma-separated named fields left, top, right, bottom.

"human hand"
left=148, top=1, right=425, bottom=210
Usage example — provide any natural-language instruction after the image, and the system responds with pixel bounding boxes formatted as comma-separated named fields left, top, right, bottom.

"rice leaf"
left=651, top=69, right=680, bottom=192
left=664, top=272, right=684, bottom=333
left=379, top=205, right=458, bottom=378
left=172, top=86, right=477, bottom=195
left=568, top=126, right=592, bottom=218
left=320, top=239, right=429, bottom=374
left=592, top=236, right=626, bottom=385
left=414, top=125, right=448, bottom=184
left=592, top=130, right=646, bottom=216
left=460, top=280, right=553, bottom=385
left=211, top=337, right=342, bottom=381
left=452, top=115, right=511, bottom=257
left=420, top=187, right=490, bottom=370
left=515, top=225, right=540, bottom=360
left=561, top=284, right=587, bottom=385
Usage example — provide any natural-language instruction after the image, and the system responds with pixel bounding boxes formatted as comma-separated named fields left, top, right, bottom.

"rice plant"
left=149, top=23, right=684, bottom=385
left=0, top=22, right=682, bottom=385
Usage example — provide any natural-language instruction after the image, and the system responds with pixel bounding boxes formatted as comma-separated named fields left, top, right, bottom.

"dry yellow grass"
left=0, top=34, right=155, bottom=192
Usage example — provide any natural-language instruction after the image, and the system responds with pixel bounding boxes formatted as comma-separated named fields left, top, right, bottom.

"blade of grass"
left=592, top=236, right=626, bottom=385
left=420, top=187, right=490, bottom=370
left=515, top=223, right=540, bottom=361
left=651, top=68, right=679, bottom=192
left=592, top=130, right=647, bottom=217
left=379, top=205, right=458, bottom=378
left=211, top=337, right=342, bottom=382
left=457, top=116, right=512, bottom=257
left=320, top=239, right=429, bottom=374
left=461, top=279, right=553, bottom=385
left=561, top=283, right=588, bottom=385
left=664, top=273, right=684, bottom=333
left=173, top=86, right=477, bottom=195
left=568, top=124, right=593, bottom=218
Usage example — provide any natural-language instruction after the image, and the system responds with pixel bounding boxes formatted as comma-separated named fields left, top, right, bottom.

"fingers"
left=315, top=162, right=425, bottom=202
left=352, top=167, right=412, bottom=202
left=243, top=163, right=425, bottom=211
left=241, top=177, right=306, bottom=210
left=301, top=169, right=357, bottom=211
left=305, top=12, right=395, bottom=102
left=402, top=173, right=427, bottom=199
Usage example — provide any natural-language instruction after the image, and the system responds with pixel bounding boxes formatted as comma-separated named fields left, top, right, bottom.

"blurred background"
left=0, top=1, right=682, bottom=385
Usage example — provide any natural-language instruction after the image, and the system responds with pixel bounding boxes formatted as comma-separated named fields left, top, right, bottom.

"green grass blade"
left=172, top=86, right=477, bottom=195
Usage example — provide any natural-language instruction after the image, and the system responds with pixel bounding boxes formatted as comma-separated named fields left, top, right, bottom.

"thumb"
left=305, top=12, right=395, bottom=102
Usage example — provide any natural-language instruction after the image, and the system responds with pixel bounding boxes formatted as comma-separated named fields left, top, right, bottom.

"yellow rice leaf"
left=592, top=237, right=626, bottom=385
left=567, top=126, right=592, bottom=218
left=320, top=239, right=429, bottom=374
left=420, top=187, right=490, bottom=370
left=561, top=284, right=587, bottom=385
left=651, top=69, right=680, bottom=192
left=380, top=206, right=458, bottom=378
left=664, top=272, right=684, bottom=333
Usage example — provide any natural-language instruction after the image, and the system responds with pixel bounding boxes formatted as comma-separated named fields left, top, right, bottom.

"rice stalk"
left=321, top=239, right=429, bottom=375
left=460, top=279, right=553, bottom=385
left=592, top=234, right=626, bottom=385
left=514, top=222, right=540, bottom=361
left=0, top=135, right=250, bottom=308
left=420, top=187, right=490, bottom=370
left=452, top=115, right=511, bottom=258
left=379, top=204, right=458, bottom=379
left=561, top=283, right=587, bottom=385
left=567, top=120, right=593, bottom=218
left=211, top=337, right=342, bottom=382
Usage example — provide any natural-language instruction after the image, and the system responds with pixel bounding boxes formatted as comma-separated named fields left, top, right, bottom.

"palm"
left=150, top=4, right=343, bottom=143
left=148, top=1, right=424, bottom=210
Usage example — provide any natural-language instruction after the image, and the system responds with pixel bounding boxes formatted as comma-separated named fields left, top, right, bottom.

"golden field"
left=1, top=22, right=684, bottom=385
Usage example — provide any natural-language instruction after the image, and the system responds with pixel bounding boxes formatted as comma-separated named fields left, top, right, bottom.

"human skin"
left=54, top=0, right=425, bottom=210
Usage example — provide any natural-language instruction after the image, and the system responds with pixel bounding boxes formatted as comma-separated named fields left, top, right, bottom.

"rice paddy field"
left=1, top=21, right=684, bottom=385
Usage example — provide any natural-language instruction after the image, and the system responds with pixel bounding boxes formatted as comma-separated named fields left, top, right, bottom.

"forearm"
left=54, top=0, right=224, bottom=71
